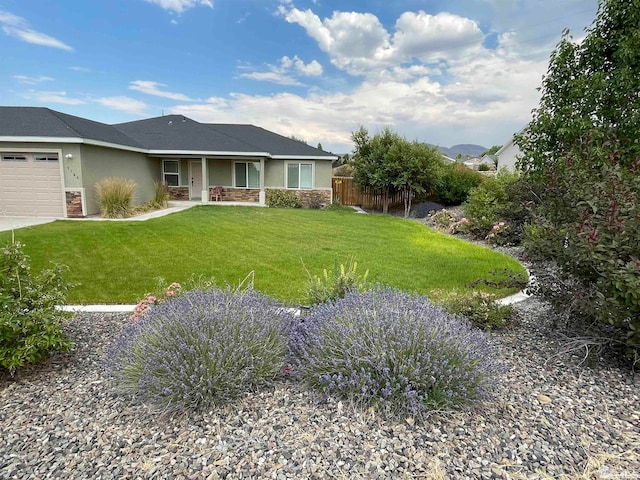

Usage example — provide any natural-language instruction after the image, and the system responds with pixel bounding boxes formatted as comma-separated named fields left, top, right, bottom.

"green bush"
left=523, top=140, right=640, bottom=354
left=265, top=189, right=301, bottom=208
left=434, top=164, right=484, bottom=206
left=0, top=242, right=72, bottom=375
left=322, top=200, right=354, bottom=213
left=95, top=177, right=137, bottom=218
left=430, top=290, right=513, bottom=330
left=478, top=163, right=491, bottom=172
left=462, top=169, right=522, bottom=240
left=304, top=256, right=369, bottom=305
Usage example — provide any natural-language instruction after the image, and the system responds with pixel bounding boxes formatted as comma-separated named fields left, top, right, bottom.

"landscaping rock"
left=1, top=306, right=639, bottom=479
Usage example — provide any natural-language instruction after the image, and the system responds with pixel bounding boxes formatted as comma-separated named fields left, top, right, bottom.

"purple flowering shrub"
left=289, top=286, right=503, bottom=415
left=107, top=287, right=293, bottom=410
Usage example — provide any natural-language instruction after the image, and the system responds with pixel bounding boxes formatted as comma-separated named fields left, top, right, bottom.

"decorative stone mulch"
left=1, top=301, right=638, bottom=479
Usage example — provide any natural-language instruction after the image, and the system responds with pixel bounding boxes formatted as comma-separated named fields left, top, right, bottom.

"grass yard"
left=0, top=206, right=526, bottom=304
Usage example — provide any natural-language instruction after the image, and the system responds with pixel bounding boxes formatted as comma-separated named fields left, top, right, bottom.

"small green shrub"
left=265, top=189, right=301, bottom=208
left=95, top=177, right=137, bottom=218
left=462, top=169, right=519, bottom=238
left=289, top=287, right=503, bottom=416
left=322, top=200, right=354, bottom=212
left=0, top=241, right=72, bottom=375
left=304, top=256, right=369, bottom=305
left=434, top=164, right=484, bottom=206
left=107, top=287, right=292, bottom=410
left=478, top=163, right=491, bottom=172
left=430, top=290, right=513, bottom=330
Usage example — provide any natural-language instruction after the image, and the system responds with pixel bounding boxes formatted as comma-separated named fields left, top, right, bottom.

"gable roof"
left=0, top=106, right=145, bottom=149
left=0, top=107, right=337, bottom=159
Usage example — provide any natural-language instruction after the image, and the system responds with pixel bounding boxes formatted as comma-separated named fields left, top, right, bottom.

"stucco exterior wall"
left=209, top=159, right=232, bottom=186
left=264, top=160, right=284, bottom=187
left=81, top=145, right=159, bottom=215
left=314, top=160, right=332, bottom=189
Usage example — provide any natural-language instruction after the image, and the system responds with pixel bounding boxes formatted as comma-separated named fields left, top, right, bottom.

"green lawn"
left=0, top=206, right=526, bottom=304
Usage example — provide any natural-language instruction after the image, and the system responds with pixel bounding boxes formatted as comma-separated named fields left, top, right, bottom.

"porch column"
left=201, top=157, right=208, bottom=203
left=259, top=158, right=266, bottom=204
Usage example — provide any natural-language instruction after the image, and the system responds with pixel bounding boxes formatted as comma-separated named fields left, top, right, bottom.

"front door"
left=190, top=160, right=202, bottom=200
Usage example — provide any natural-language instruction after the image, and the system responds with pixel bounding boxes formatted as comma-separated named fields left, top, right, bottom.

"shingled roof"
left=207, top=124, right=335, bottom=157
left=0, top=106, right=144, bottom=149
left=0, top=106, right=336, bottom=159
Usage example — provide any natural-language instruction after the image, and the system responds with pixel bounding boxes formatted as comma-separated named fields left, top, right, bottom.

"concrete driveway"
left=0, top=217, right=58, bottom=232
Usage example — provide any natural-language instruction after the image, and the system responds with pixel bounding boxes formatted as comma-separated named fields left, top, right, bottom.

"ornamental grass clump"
left=107, top=287, right=293, bottom=411
left=289, top=286, right=503, bottom=416
left=95, top=177, right=137, bottom=218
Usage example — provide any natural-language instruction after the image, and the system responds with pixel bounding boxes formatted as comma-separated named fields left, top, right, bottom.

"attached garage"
left=0, top=152, right=64, bottom=217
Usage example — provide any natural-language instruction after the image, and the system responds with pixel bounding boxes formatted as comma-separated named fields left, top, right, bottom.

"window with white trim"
left=286, top=162, right=313, bottom=189
left=163, top=160, right=180, bottom=186
left=1, top=154, right=27, bottom=162
left=234, top=162, right=260, bottom=188
left=34, top=154, right=59, bottom=162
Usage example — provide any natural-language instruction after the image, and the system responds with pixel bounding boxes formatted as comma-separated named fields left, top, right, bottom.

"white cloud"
left=0, top=10, right=73, bottom=51
left=70, top=66, right=91, bottom=72
left=13, top=75, right=54, bottom=85
left=25, top=90, right=86, bottom=105
left=95, top=96, right=148, bottom=115
left=393, top=11, right=484, bottom=63
left=281, top=8, right=394, bottom=74
left=129, top=80, right=193, bottom=101
left=143, top=0, right=213, bottom=14
left=239, top=55, right=323, bottom=85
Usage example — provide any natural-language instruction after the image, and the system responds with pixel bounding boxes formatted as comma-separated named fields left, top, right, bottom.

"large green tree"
left=350, top=126, right=401, bottom=214
left=390, top=140, right=444, bottom=218
left=516, top=0, right=640, bottom=353
left=351, top=127, right=443, bottom=216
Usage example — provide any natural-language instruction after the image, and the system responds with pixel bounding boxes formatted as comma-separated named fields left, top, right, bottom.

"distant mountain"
left=437, top=144, right=488, bottom=159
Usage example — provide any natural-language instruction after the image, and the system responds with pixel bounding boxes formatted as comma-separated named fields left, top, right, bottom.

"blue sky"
left=1, top=0, right=598, bottom=153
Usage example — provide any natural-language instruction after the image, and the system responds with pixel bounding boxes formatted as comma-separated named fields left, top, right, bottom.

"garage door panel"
left=0, top=153, right=64, bottom=217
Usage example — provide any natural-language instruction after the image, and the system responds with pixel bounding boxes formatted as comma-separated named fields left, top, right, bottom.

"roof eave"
left=0, top=136, right=147, bottom=153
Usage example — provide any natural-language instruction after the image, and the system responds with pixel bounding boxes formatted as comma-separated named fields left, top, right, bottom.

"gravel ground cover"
left=1, top=298, right=638, bottom=479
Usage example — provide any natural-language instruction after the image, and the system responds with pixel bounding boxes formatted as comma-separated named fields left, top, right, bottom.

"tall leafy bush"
left=289, top=287, right=502, bottom=416
left=516, top=0, right=640, bottom=354
left=434, top=163, right=484, bottom=206
left=1, top=241, right=72, bottom=375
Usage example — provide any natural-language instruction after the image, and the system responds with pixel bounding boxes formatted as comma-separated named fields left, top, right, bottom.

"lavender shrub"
left=289, top=286, right=503, bottom=416
left=107, top=287, right=293, bottom=410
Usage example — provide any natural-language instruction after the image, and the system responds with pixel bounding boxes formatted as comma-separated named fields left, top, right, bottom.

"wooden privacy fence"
left=332, top=177, right=405, bottom=209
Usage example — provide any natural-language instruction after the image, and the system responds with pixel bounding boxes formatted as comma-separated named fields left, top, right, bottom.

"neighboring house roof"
left=0, top=106, right=144, bottom=149
left=207, top=124, right=335, bottom=158
left=0, top=107, right=337, bottom=159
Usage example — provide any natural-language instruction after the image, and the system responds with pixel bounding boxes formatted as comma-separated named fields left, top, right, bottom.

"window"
left=234, top=162, right=260, bottom=188
left=163, top=160, right=179, bottom=186
left=286, top=162, right=313, bottom=189
left=1, top=154, right=27, bottom=162
left=35, top=154, right=59, bottom=162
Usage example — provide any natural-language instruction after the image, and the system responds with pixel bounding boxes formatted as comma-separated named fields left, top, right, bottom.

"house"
left=0, top=106, right=337, bottom=217
left=495, top=134, right=523, bottom=171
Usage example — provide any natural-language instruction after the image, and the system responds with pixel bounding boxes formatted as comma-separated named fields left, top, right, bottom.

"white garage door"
left=0, top=152, right=64, bottom=217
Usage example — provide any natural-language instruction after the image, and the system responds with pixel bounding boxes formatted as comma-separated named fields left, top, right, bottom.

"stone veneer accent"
left=296, top=190, right=332, bottom=208
left=65, top=191, right=84, bottom=218
left=211, top=187, right=260, bottom=203
left=168, top=186, right=190, bottom=201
